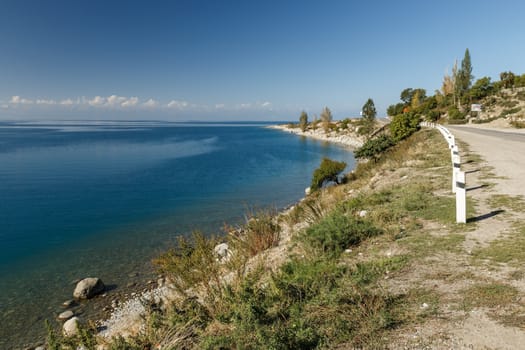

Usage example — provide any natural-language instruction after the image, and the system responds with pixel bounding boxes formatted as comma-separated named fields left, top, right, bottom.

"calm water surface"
left=0, top=121, right=355, bottom=348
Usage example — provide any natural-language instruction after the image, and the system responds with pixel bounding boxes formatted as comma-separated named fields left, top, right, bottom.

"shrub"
left=310, top=158, right=346, bottom=191
left=303, top=210, right=382, bottom=259
left=499, top=107, right=522, bottom=118
left=152, top=231, right=223, bottom=301
left=389, top=113, right=420, bottom=142
left=228, top=209, right=281, bottom=257
left=354, top=135, right=395, bottom=160
left=447, top=106, right=466, bottom=121
left=510, top=119, right=525, bottom=128
left=426, top=110, right=441, bottom=122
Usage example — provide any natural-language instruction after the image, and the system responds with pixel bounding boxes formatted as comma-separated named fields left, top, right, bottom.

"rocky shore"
left=268, top=122, right=366, bottom=148
left=29, top=123, right=361, bottom=349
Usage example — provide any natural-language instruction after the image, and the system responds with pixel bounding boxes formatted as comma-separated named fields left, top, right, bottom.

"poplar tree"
left=320, top=107, right=332, bottom=133
left=361, top=98, right=377, bottom=136
left=299, top=111, right=308, bottom=132
left=456, top=48, right=473, bottom=105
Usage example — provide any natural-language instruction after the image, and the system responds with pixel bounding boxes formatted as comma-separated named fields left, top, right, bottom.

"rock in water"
left=63, top=316, right=81, bottom=337
left=73, top=277, right=105, bottom=299
left=58, top=310, right=74, bottom=321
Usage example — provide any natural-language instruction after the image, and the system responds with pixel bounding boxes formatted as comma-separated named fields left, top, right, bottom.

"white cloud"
left=142, top=98, right=158, bottom=108
left=167, top=100, right=189, bottom=109
left=121, top=97, right=139, bottom=107
left=2, top=94, right=276, bottom=115
left=36, top=99, right=57, bottom=105
left=106, top=95, right=127, bottom=107
left=60, top=99, right=75, bottom=105
left=10, top=95, right=34, bottom=105
left=88, top=96, right=106, bottom=106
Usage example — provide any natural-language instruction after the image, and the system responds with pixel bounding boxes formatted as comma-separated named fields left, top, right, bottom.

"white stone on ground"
left=63, top=316, right=81, bottom=337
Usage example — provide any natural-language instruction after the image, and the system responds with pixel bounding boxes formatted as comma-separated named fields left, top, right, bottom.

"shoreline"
left=89, top=124, right=361, bottom=343
left=267, top=124, right=365, bottom=148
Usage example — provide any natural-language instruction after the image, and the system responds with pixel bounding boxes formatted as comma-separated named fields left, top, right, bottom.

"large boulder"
left=73, top=277, right=105, bottom=299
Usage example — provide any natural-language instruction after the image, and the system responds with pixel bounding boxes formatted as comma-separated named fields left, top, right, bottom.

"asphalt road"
left=448, top=125, right=525, bottom=197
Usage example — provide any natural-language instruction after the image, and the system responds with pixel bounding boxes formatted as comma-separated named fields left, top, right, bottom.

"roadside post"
left=452, top=154, right=460, bottom=193
left=456, top=171, right=466, bottom=223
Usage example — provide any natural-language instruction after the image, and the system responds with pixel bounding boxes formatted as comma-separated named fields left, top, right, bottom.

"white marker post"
left=451, top=144, right=459, bottom=163
left=456, top=171, right=466, bottom=223
left=452, top=154, right=460, bottom=193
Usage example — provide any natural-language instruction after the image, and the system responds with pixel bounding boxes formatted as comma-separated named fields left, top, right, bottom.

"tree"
left=450, top=60, right=459, bottom=106
left=299, top=111, right=308, bottom=132
left=310, top=157, right=346, bottom=191
left=400, top=88, right=414, bottom=104
left=387, top=102, right=405, bottom=117
left=400, top=88, right=426, bottom=107
left=500, top=71, right=516, bottom=89
left=442, top=66, right=456, bottom=97
left=390, top=112, right=420, bottom=142
left=456, top=48, right=473, bottom=104
left=361, top=98, right=377, bottom=136
left=470, top=77, right=493, bottom=100
left=411, top=90, right=422, bottom=110
left=320, top=106, right=333, bottom=133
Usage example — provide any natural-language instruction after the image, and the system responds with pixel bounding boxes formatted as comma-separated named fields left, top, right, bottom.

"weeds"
left=302, top=210, right=382, bottom=259
left=461, top=283, right=519, bottom=310
left=472, top=224, right=525, bottom=266
left=228, top=209, right=281, bottom=258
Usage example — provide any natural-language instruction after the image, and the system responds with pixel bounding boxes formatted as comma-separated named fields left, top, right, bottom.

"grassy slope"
left=47, top=127, right=525, bottom=349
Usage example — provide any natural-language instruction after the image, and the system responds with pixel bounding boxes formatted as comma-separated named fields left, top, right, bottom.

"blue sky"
left=1, top=0, right=524, bottom=121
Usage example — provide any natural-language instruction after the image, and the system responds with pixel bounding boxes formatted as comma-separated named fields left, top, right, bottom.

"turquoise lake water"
left=0, top=121, right=355, bottom=348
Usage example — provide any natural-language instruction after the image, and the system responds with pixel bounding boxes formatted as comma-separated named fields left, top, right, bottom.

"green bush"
left=310, top=158, right=346, bottom=191
left=303, top=210, right=382, bottom=259
left=389, top=113, right=420, bottom=142
left=354, top=135, right=395, bottom=160
left=426, top=110, right=441, bottom=122
left=447, top=106, right=465, bottom=120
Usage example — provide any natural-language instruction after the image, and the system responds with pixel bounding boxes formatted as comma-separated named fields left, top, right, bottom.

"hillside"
left=39, top=118, right=525, bottom=349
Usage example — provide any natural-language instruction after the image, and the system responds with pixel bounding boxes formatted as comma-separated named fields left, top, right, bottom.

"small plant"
left=510, top=119, right=525, bottom=128
left=310, top=157, right=346, bottom=191
left=499, top=107, right=522, bottom=118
